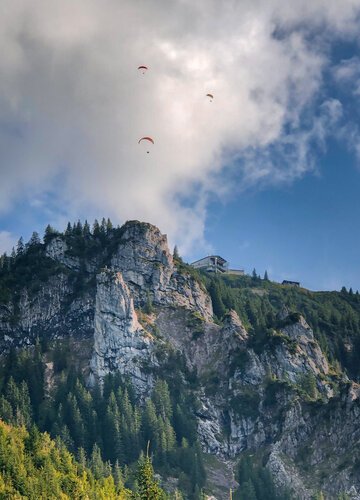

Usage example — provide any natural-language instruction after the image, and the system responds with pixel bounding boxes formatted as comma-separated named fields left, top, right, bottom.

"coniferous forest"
left=0, top=220, right=360, bottom=499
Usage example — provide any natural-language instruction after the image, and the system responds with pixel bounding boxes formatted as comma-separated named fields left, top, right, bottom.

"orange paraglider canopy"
left=206, top=93, right=214, bottom=99
left=138, top=137, right=154, bottom=144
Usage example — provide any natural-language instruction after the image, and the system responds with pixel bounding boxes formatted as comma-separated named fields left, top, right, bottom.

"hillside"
left=0, top=417, right=167, bottom=499
left=0, top=219, right=360, bottom=499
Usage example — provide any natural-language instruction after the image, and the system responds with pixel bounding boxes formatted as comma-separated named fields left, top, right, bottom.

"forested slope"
left=0, top=219, right=360, bottom=499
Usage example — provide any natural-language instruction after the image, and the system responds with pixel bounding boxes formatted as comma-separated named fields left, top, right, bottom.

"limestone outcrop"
left=89, top=270, right=155, bottom=392
left=1, top=219, right=360, bottom=499
left=110, top=221, right=213, bottom=321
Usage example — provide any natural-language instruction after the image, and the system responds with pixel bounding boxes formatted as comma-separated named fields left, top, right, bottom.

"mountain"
left=0, top=219, right=360, bottom=499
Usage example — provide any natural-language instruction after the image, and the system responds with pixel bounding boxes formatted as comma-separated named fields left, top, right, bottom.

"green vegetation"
left=0, top=218, right=128, bottom=308
left=4, top=220, right=360, bottom=382
left=296, top=372, right=317, bottom=400
left=0, top=417, right=172, bottom=499
left=229, top=387, right=260, bottom=419
left=0, top=347, right=205, bottom=499
left=234, top=455, right=292, bottom=500
left=188, top=272, right=360, bottom=381
left=2, top=221, right=360, bottom=498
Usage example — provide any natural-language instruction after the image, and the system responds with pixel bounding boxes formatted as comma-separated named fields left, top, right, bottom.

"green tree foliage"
left=297, top=372, right=317, bottom=399
left=0, top=419, right=132, bottom=499
left=0, top=345, right=206, bottom=499
left=143, top=291, right=154, bottom=314
left=234, top=456, right=292, bottom=500
left=312, top=492, right=325, bottom=500
left=43, top=224, right=60, bottom=244
left=209, top=281, right=226, bottom=319
left=136, top=448, right=166, bottom=500
left=16, top=236, right=24, bottom=255
left=187, top=269, right=360, bottom=380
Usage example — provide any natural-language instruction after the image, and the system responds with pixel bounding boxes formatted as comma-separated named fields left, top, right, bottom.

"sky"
left=0, top=0, right=360, bottom=292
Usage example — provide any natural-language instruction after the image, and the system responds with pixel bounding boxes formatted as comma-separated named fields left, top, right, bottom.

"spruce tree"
left=90, top=443, right=105, bottom=480
left=152, top=379, right=172, bottom=420
left=106, top=218, right=113, bottom=233
left=113, top=460, right=124, bottom=488
left=44, top=225, right=58, bottom=244
left=28, top=231, right=40, bottom=246
left=101, top=217, right=107, bottom=234
left=143, top=291, right=154, bottom=314
left=16, top=237, right=24, bottom=256
left=92, top=219, right=101, bottom=237
left=209, top=282, right=226, bottom=319
left=83, top=220, right=91, bottom=237
left=65, top=222, right=72, bottom=236
left=136, top=446, right=165, bottom=500
left=75, top=220, right=83, bottom=236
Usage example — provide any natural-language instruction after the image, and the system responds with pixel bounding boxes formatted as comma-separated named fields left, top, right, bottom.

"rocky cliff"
left=0, top=219, right=359, bottom=499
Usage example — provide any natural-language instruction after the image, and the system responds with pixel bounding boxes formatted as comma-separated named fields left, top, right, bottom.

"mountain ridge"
left=0, top=219, right=360, bottom=499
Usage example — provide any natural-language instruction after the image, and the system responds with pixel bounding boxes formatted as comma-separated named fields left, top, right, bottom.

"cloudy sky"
left=1, top=0, right=360, bottom=291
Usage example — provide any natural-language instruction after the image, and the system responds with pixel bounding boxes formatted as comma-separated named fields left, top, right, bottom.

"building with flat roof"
left=190, top=256, right=244, bottom=276
left=282, top=280, right=300, bottom=287
left=191, top=255, right=228, bottom=274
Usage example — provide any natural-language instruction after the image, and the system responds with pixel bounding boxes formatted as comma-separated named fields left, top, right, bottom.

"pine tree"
left=83, top=220, right=91, bottom=237
left=90, top=443, right=105, bottom=480
left=152, top=379, right=172, bottom=420
left=101, top=218, right=107, bottom=234
left=209, top=282, right=226, bottom=319
left=16, top=237, right=24, bottom=256
left=143, top=291, right=154, bottom=314
left=264, top=270, right=269, bottom=281
left=173, top=245, right=179, bottom=259
left=65, top=222, right=72, bottom=236
left=77, top=447, right=87, bottom=469
left=143, top=400, right=159, bottom=450
left=106, top=218, right=113, bottom=234
left=28, top=231, right=40, bottom=246
left=44, top=225, right=58, bottom=244
left=74, top=220, right=83, bottom=236
left=240, top=479, right=257, bottom=500
left=136, top=446, right=165, bottom=500
left=113, top=460, right=124, bottom=488
left=92, top=219, right=101, bottom=237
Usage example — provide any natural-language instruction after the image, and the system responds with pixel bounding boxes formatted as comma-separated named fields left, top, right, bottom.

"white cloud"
left=0, top=0, right=359, bottom=253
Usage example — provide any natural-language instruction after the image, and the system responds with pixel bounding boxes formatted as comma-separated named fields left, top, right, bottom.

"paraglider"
left=206, top=93, right=214, bottom=102
left=138, top=65, right=148, bottom=75
left=138, top=137, right=154, bottom=153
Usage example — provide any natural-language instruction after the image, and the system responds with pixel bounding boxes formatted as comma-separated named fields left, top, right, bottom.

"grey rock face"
left=259, top=316, right=330, bottom=395
left=110, top=221, right=213, bottom=321
left=0, top=273, right=93, bottom=350
left=89, top=270, right=155, bottom=393
left=45, top=236, right=103, bottom=272
left=45, top=237, right=80, bottom=270
left=192, top=312, right=332, bottom=457
left=2, top=219, right=360, bottom=499
left=267, top=440, right=314, bottom=499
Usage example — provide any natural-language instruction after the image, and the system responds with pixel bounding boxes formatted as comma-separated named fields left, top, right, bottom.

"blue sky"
left=203, top=142, right=360, bottom=291
left=1, top=1, right=360, bottom=292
